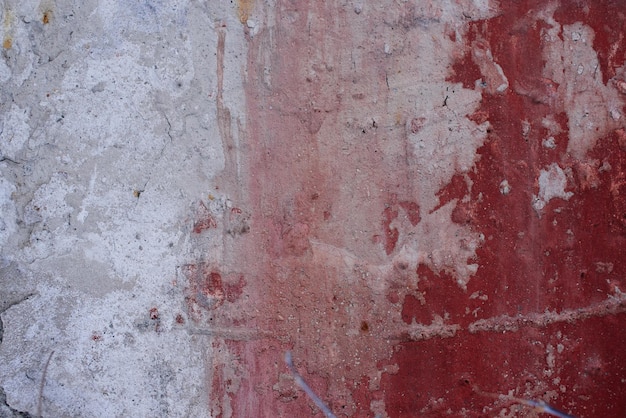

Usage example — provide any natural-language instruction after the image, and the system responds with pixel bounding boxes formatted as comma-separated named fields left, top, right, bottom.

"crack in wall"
left=0, top=386, right=34, bottom=418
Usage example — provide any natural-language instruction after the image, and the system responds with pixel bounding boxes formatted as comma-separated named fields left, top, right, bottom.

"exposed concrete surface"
left=1, top=0, right=625, bottom=417
left=0, top=0, right=246, bottom=416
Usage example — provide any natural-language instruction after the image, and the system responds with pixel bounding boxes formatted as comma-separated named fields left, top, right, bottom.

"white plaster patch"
left=545, top=343, right=556, bottom=376
left=0, top=57, right=11, bottom=82
left=538, top=163, right=573, bottom=202
left=368, top=19, right=490, bottom=290
left=414, top=201, right=482, bottom=290
left=541, top=16, right=624, bottom=159
left=472, top=40, right=509, bottom=94
left=24, top=173, right=75, bottom=224
left=542, top=136, right=556, bottom=149
left=406, top=82, right=487, bottom=213
left=0, top=281, right=210, bottom=417
left=533, top=163, right=573, bottom=212
left=407, top=315, right=460, bottom=341
left=438, top=0, right=499, bottom=22
left=499, top=179, right=511, bottom=195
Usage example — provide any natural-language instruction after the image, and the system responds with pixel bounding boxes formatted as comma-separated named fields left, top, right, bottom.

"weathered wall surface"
left=0, top=0, right=247, bottom=416
left=1, top=0, right=625, bottom=417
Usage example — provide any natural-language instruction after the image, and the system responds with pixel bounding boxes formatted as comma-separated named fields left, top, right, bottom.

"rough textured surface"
left=0, top=1, right=246, bottom=416
left=1, top=0, right=625, bottom=417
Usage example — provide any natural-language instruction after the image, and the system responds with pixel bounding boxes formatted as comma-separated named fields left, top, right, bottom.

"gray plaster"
left=0, top=1, right=244, bottom=416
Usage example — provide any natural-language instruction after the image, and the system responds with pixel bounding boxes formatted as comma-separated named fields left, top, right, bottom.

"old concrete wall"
left=1, top=0, right=625, bottom=417
left=0, top=0, right=247, bottom=416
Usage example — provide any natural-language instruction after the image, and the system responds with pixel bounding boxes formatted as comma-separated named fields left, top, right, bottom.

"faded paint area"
left=198, top=0, right=626, bottom=417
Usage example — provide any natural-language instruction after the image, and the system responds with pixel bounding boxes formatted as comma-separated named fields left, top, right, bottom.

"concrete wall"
left=1, top=0, right=625, bottom=417
left=0, top=1, right=247, bottom=416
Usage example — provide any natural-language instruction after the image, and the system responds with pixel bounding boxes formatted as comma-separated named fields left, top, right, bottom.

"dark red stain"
left=205, top=0, right=626, bottom=417
left=381, top=315, right=626, bottom=417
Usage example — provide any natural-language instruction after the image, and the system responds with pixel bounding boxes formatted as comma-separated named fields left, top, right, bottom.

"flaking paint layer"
left=205, top=0, right=626, bottom=417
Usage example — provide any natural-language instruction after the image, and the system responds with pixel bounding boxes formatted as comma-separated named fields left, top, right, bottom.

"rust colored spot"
left=386, top=291, right=400, bottom=304
left=3, top=38, right=12, bottom=49
left=360, top=321, right=369, bottom=333
left=42, top=10, right=51, bottom=24
left=468, top=110, right=489, bottom=125
left=237, top=0, right=254, bottom=24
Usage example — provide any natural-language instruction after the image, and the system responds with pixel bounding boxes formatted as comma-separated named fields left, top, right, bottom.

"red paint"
left=382, top=1, right=626, bottom=416
left=207, top=0, right=626, bottom=416
left=553, top=1, right=626, bottom=85
left=193, top=201, right=217, bottom=233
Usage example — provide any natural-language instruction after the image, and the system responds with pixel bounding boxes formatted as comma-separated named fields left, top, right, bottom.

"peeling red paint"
left=384, top=1, right=626, bottom=416
left=207, top=0, right=626, bottom=416
left=553, top=1, right=626, bottom=85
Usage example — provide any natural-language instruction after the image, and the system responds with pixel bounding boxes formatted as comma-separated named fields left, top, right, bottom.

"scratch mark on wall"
left=469, top=288, right=626, bottom=333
